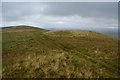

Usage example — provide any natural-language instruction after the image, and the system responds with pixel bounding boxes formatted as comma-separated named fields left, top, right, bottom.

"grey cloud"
left=2, top=2, right=48, bottom=21
left=3, top=2, right=118, bottom=21
left=2, top=2, right=118, bottom=30
left=44, top=2, right=118, bottom=19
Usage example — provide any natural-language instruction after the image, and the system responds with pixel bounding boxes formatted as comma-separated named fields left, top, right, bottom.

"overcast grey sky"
left=2, top=2, right=118, bottom=30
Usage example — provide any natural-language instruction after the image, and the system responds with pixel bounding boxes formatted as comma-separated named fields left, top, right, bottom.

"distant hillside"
left=2, top=25, right=48, bottom=33
left=2, top=26, right=119, bottom=78
left=44, top=30, right=116, bottom=38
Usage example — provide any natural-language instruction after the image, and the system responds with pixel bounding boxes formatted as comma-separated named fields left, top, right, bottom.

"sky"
left=1, top=0, right=120, bottom=2
left=1, top=2, right=118, bottom=33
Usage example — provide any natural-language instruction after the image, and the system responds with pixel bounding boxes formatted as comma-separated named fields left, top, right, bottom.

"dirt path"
left=82, top=54, right=119, bottom=72
left=70, top=52, right=119, bottom=75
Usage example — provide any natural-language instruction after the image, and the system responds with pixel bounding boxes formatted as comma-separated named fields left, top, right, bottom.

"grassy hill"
left=2, top=26, right=119, bottom=78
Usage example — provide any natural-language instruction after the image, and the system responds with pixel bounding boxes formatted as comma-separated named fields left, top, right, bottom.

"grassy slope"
left=2, top=26, right=119, bottom=78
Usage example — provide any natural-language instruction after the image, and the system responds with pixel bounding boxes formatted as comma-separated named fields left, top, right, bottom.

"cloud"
left=2, top=2, right=118, bottom=30
left=43, top=2, right=118, bottom=19
left=2, top=2, right=49, bottom=21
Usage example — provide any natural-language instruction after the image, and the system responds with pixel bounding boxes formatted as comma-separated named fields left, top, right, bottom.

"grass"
left=2, top=26, right=119, bottom=78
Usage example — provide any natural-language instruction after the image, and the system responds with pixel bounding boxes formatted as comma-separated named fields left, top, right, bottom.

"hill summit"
left=2, top=26, right=119, bottom=78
